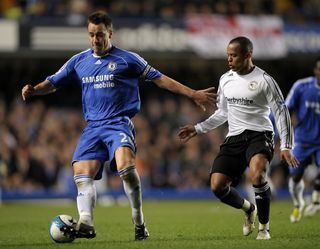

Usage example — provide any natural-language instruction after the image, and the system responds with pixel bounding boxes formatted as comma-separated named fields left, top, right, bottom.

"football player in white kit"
left=179, top=36, right=299, bottom=240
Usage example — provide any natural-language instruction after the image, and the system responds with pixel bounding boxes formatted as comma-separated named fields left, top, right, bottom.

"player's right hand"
left=193, top=87, right=217, bottom=112
left=178, top=124, right=197, bottom=143
left=280, top=149, right=299, bottom=168
left=22, top=84, right=34, bottom=101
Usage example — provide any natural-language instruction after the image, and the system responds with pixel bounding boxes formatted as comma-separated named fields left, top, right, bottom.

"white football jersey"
left=195, top=66, right=293, bottom=150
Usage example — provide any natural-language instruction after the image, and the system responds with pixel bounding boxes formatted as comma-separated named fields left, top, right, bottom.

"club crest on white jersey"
left=248, top=81, right=258, bottom=91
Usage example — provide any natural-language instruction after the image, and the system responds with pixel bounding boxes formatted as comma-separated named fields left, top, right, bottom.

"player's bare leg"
left=211, top=173, right=257, bottom=236
left=249, top=154, right=271, bottom=240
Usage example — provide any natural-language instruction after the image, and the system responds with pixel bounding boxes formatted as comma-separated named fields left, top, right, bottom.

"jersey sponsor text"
left=82, top=74, right=114, bottom=84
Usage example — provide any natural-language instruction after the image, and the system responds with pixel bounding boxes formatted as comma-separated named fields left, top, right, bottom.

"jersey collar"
left=92, top=45, right=114, bottom=58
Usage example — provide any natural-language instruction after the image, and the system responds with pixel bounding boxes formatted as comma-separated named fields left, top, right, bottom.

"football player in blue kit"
left=21, top=11, right=216, bottom=241
left=286, top=57, right=320, bottom=222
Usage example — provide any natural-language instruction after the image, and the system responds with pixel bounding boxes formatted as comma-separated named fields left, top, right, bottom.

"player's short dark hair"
left=88, top=11, right=113, bottom=29
left=315, top=56, right=320, bottom=65
left=229, top=36, right=253, bottom=56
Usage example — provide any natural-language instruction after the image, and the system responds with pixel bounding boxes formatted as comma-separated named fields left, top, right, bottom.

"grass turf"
left=0, top=199, right=319, bottom=249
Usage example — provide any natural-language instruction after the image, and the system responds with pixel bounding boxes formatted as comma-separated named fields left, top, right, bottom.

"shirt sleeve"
left=195, top=83, right=228, bottom=133
left=128, top=51, right=162, bottom=81
left=46, top=56, right=77, bottom=88
left=285, top=81, right=300, bottom=112
left=263, top=73, right=294, bottom=150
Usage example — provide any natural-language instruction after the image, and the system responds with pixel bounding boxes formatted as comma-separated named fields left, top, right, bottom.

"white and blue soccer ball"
left=49, top=214, right=77, bottom=243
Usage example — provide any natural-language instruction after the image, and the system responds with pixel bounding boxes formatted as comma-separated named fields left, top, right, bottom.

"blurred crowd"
left=0, top=97, right=84, bottom=192
left=0, top=0, right=319, bottom=24
left=0, top=0, right=319, bottom=198
left=0, top=91, right=294, bottom=196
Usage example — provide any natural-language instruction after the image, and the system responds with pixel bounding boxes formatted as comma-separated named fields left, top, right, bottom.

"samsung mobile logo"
left=94, top=82, right=115, bottom=89
left=82, top=74, right=114, bottom=83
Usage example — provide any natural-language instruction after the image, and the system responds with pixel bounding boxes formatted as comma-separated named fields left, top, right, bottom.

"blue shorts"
left=72, top=116, right=136, bottom=180
left=289, top=144, right=320, bottom=174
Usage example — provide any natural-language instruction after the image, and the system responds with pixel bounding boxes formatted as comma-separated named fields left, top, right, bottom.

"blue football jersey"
left=47, top=46, right=162, bottom=121
left=285, top=76, right=320, bottom=145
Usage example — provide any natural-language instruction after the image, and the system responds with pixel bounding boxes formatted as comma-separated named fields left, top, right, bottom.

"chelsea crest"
left=107, top=62, right=117, bottom=71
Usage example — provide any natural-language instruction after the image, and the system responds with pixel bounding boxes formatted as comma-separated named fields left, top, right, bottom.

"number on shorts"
left=120, top=132, right=128, bottom=143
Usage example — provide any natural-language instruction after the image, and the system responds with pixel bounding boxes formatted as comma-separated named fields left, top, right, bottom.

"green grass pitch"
left=0, top=199, right=319, bottom=249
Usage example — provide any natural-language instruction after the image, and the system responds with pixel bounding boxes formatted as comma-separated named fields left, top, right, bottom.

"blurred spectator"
left=0, top=0, right=319, bottom=23
left=0, top=0, right=23, bottom=19
left=66, top=0, right=90, bottom=25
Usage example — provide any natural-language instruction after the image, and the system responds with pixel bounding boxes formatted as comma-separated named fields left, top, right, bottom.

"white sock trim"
left=242, top=199, right=251, bottom=212
left=259, top=222, right=269, bottom=230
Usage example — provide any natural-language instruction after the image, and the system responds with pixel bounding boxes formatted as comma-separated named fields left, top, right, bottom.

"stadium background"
left=0, top=0, right=320, bottom=202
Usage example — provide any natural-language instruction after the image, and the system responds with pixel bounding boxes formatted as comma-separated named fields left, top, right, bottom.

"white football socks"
left=119, top=166, right=144, bottom=226
left=288, top=177, right=305, bottom=208
left=74, top=174, right=96, bottom=226
left=312, top=190, right=320, bottom=204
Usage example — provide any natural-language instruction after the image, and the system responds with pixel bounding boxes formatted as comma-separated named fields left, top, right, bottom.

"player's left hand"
left=22, top=84, right=35, bottom=101
left=280, top=150, right=299, bottom=168
left=178, top=124, right=197, bottom=143
left=193, top=87, right=217, bottom=111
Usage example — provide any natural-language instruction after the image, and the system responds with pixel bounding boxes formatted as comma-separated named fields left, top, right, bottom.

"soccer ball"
left=49, top=214, right=77, bottom=243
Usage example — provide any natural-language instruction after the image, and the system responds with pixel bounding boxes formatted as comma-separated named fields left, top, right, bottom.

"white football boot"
left=243, top=205, right=257, bottom=236
left=256, top=222, right=271, bottom=240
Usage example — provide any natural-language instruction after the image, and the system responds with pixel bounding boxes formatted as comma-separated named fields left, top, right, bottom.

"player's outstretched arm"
left=280, top=150, right=299, bottom=168
left=22, top=80, right=57, bottom=101
left=178, top=124, right=197, bottom=143
left=192, top=87, right=217, bottom=111
left=153, top=75, right=217, bottom=111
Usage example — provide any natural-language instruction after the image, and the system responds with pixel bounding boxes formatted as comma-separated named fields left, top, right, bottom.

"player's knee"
left=249, top=155, right=268, bottom=183
left=116, top=155, right=135, bottom=171
left=117, top=160, right=136, bottom=171
left=250, top=174, right=265, bottom=185
left=212, top=185, right=230, bottom=200
left=248, top=168, right=266, bottom=185
left=211, top=180, right=228, bottom=197
left=115, top=147, right=136, bottom=170
left=210, top=173, right=230, bottom=195
left=73, top=160, right=100, bottom=177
